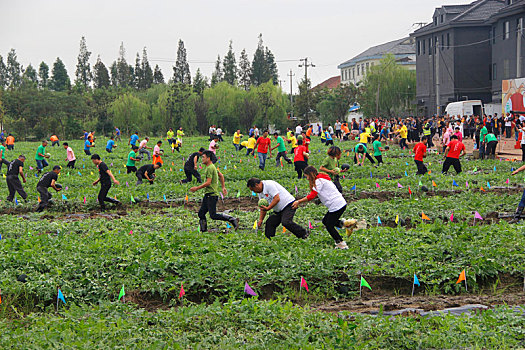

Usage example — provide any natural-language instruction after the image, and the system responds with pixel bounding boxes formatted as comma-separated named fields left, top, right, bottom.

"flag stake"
left=411, top=280, right=415, bottom=297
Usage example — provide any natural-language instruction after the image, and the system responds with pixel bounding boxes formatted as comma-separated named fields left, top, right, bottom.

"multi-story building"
left=337, top=37, right=416, bottom=86
left=411, top=0, right=507, bottom=116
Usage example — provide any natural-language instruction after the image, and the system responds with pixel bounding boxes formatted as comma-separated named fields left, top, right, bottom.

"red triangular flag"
left=179, top=283, right=185, bottom=299
left=300, top=276, right=309, bottom=292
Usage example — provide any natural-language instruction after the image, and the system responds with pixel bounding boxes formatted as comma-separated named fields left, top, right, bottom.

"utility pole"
left=288, top=69, right=295, bottom=119
left=518, top=18, right=523, bottom=78
left=375, top=82, right=381, bottom=116
left=299, top=58, right=315, bottom=122
left=435, top=38, right=440, bottom=116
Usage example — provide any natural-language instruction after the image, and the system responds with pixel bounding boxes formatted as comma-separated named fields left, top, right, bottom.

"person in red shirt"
left=442, top=135, right=466, bottom=174
left=255, top=130, right=271, bottom=170
left=293, top=139, right=309, bottom=179
left=413, top=136, right=428, bottom=175
left=301, top=131, right=310, bottom=153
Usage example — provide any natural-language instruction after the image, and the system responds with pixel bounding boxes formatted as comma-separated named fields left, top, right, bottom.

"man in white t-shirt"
left=247, top=178, right=308, bottom=239
left=254, top=126, right=260, bottom=139
left=215, top=127, right=223, bottom=142
left=138, top=137, right=152, bottom=160
left=209, top=125, right=216, bottom=141
left=295, top=125, right=303, bottom=137
left=335, top=120, right=342, bottom=139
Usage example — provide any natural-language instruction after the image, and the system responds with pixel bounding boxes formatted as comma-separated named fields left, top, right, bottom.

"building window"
left=352, top=68, right=355, bottom=79
left=440, top=14, right=444, bottom=23
left=434, top=17, right=437, bottom=26
left=493, top=27, right=496, bottom=44
left=489, top=64, right=492, bottom=81
left=518, top=18, right=523, bottom=34
left=429, top=38, right=432, bottom=55
left=366, top=62, right=369, bottom=72
left=422, top=40, right=426, bottom=54
left=504, top=59, right=510, bottom=78
left=357, top=65, right=360, bottom=76
left=493, top=63, right=497, bottom=80
left=447, top=33, right=450, bottom=48
left=504, top=21, right=510, bottom=40
left=441, top=34, right=444, bottom=50
left=417, top=40, right=421, bottom=55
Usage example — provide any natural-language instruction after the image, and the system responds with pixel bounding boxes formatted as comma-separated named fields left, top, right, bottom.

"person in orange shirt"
left=6, top=134, right=15, bottom=150
left=306, top=125, right=313, bottom=140
left=50, top=135, right=60, bottom=147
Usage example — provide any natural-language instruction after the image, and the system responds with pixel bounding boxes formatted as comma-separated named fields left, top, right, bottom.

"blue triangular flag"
left=377, top=216, right=382, bottom=225
left=494, top=166, right=496, bottom=171
left=453, top=180, right=459, bottom=187
left=252, top=191, right=257, bottom=196
left=147, top=193, right=149, bottom=200
left=57, top=288, right=66, bottom=304
left=62, top=194, right=67, bottom=200
left=83, top=164, right=85, bottom=169
left=0, top=232, right=2, bottom=240
left=15, top=197, right=18, bottom=205
left=163, top=194, right=167, bottom=202
left=511, top=167, right=515, bottom=171
left=413, top=274, right=420, bottom=286
left=405, top=171, right=408, bottom=177
left=487, top=181, right=491, bottom=189
left=78, top=171, right=82, bottom=176
left=226, top=223, right=231, bottom=229
left=406, top=162, right=409, bottom=166
left=370, top=171, right=373, bottom=178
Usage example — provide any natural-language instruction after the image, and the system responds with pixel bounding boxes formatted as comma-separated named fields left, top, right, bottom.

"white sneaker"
left=335, top=241, right=348, bottom=250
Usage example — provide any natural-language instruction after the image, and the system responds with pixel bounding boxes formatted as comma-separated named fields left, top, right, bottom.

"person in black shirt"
left=6, top=155, right=28, bottom=202
left=180, top=148, right=205, bottom=184
left=136, top=162, right=161, bottom=185
left=91, top=154, right=120, bottom=210
left=36, top=165, right=62, bottom=212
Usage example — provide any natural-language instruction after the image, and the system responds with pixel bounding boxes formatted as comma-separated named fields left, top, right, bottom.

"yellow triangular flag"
left=253, top=220, right=257, bottom=229
left=422, top=212, right=430, bottom=221
left=185, top=194, right=189, bottom=202
left=395, top=215, right=399, bottom=224
left=90, top=171, right=93, bottom=175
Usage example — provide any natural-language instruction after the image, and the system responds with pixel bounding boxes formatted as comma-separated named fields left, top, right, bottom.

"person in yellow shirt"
left=359, top=130, right=371, bottom=144
left=286, top=127, right=293, bottom=140
left=246, top=135, right=256, bottom=156
left=232, top=130, right=243, bottom=151
left=288, top=134, right=297, bottom=152
left=395, top=122, right=408, bottom=149
left=167, top=128, right=175, bottom=145
left=176, top=127, right=185, bottom=144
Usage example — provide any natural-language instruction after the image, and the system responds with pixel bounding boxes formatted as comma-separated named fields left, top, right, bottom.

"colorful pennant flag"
left=413, top=274, right=420, bottom=286
left=57, top=288, right=66, bottom=304
left=253, top=220, right=258, bottom=230
left=405, top=171, right=408, bottom=177
left=450, top=212, right=454, bottom=222
left=474, top=211, right=483, bottom=220
left=466, top=181, right=469, bottom=188
left=422, top=212, right=430, bottom=221
left=179, top=284, right=185, bottom=299
left=480, top=186, right=486, bottom=192
left=397, top=182, right=403, bottom=188
left=473, top=167, right=477, bottom=172
left=360, top=276, right=372, bottom=290
left=308, top=221, right=313, bottom=229
left=487, top=181, right=491, bottom=189
left=118, top=285, right=125, bottom=301
left=377, top=216, right=382, bottom=225
left=506, top=178, right=510, bottom=184
left=163, top=194, right=167, bottom=202
left=129, top=230, right=133, bottom=235
left=350, top=184, right=356, bottom=191
left=452, top=180, right=458, bottom=187
left=408, top=186, right=412, bottom=195
left=62, top=194, right=67, bottom=200
left=432, top=180, right=437, bottom=187
left=244, top=282, right=257, bottom=296
left=130, top=195, right=135, bottom=203
left=395, top=215, right=399, bottom=224
left=14, top=197, right=18, bottom=205
left=300, top=277, right=309, bottom=292
left=236, top=190, right=241, bottom=198
left=456, top=270, right=466, bottom=284
left=375, top=182, right=380, bottom=188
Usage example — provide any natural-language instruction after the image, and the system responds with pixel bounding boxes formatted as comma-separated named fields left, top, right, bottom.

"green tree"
left=222, top=41, right=237, bottom=85
left=210, top=55, right=222, bottom=86
left=153, top=64, right=164, bottom=84
left=0, top=55, right=7, bottom=89
left=6, top=49, right=22, bottom=88
left=49, top=57, right=71, bottom=91
left=159, top=83, right=196, bottom=132
left=173, top=39, right=191, bottom=84
left=141, top=47, right=153, bottom=89
left=204, top=82, right=241, bottom=132
left=22, top=64, right=38, bottom=85
left=74, top=36, right=92, bottom=89
left=252, top=81, right=287, bottom=129
left=108, top=93, right=149, bottom=135
left=265, top=48, right=278, bottom=85
left=38, top=61, right=49, bottom=88
left=193, top=68, right=208, bottom=96
left=238, top=48, right=251, bottom=91
left=295, top=78, right=316, bottom=122
left=93, top=56, right=110, bottom=89
left=111, top=42, right=133, bottom=87
left=316, top=84, right=357, bottom=124
left=134, top=53, right=142, bottom=89
left=250, top=34, right=266, bottom=87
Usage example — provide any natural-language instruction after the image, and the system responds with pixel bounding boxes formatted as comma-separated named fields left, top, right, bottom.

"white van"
left=445, top=100, right=483, bottom=117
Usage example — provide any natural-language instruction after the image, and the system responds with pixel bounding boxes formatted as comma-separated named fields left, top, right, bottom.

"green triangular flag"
left=360, top=276, right=372, bottom=290
left=236, top=190, right=240, bottom=198
left=418, top=180, right=422, bottom=186
left=473, top=167, right=477, bottom=172
left=131, top=195, right=135, bottom=203
left=118, top=285, right=125, bottom=301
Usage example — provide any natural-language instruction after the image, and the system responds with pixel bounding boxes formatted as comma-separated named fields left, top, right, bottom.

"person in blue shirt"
left=325, top=129, right=333, bottom=146
left=129, top=132, right=139, bottom=149
left=114, top=127, right=121, bottom=141
left=82, top=130, right=89, bottom=141
left=84, top=138, right=94, bottom=155
left=106, top=136, right=117, bottom=153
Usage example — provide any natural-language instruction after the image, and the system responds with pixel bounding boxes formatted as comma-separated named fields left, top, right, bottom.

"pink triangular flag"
left=506, top=178, right=509, bottom=184
left=300, top=276, right=309, bottom=292
left=376, top=182, right=380, bottom=188
left=29, top=166, right=33, bottom=170
left=308, top=221, right=312, bottom=229
left=466, top=181, right=469, bottom=188
left=450, top=212, right=454, bottom=222
left=397, top=182, right=403, bottom=188
left=474, top=211, right=483, bottom=220
left=65, top=186, right=68, bottom=191
left=83, top=196, right=86, bottom=204
left=244, top=282, right=257, bottom=296
left=129, top=230, right=133, bottom=235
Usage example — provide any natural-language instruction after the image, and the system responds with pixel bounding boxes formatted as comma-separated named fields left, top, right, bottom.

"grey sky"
left=2, top=0, right=472, bottom=93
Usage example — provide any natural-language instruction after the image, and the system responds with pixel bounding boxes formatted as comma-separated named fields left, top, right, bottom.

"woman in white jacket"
left=292, top=166, right=349, bottom=249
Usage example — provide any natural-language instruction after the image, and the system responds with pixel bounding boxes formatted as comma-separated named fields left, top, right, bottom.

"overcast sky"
left=2, top=0, right=472, bottom=93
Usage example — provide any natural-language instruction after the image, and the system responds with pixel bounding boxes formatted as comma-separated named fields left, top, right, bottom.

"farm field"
left=1, top=135, right=525, bottom=348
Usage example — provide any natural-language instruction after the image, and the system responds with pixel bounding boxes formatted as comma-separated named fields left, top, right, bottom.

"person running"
left=177, top=127, right=185, bottom=144
left=0, top=140, right=10, bottom=172
left=181, top=148, right=205, bottom=184
left=247, top=177, right=309, bottom=240
left=167, top=128, right=175, bottom=147
left=255, top=130, right=271, bottom=170
left=245, top=134, right=256, bottom=156
left=510, top=164, right=525, bottom=223
left=35, top=140, right=50, bottom=173
left=396, top=122, right=408, bottom=149
left=84, top=137, right=94, bottom=156
left=91, top=154, right=120, bottom=210
left=126, top=145, right=140, bottom=173
left=372, top=135, right=385, bottom=165
left=6, top=134, right=15, bottom=150
left=35, top=165, right=62, bottom=212
left=324, top=129, right=334, bottom=146
left=319, top=146, right=345, bottom=193
left=335, top=120, right=342, bottom=140
left=288, top=133, right=298, bottom=153
left=232, top=129, right=243, bottom=151
left=114, top=126, right=121, bottom=141
left=209, top=135, right=219, bottom=155
left=293, top=139, right=309, bottom=179
left=292, top=166, right=349, bottom=249
left=172, top=138, right=182, bottom=153
left=6, top=155, right=27, bottom=203
left=442, top=135, right=466, bottom=174
left=129, top=131, right=139, bottom=149
left=152, top=141, right=164, bottom=165
left=413, top=136, right=428, bottom=175
left=106, top=136, right=117, bottom=153
left=484, top=132, right=498, bottom=159
left=190, top=150, right=239, bottom=232
left=271, top=132, right=292, bottom=167
left=139, top=137, right=152, bottom=161
left=50, top=135, right=60, bottom=147
left=136, top=162, right=161, bottom=185
left=353, top=143, right=375, bottom=166
left=63, top=142, right=76, bottom=168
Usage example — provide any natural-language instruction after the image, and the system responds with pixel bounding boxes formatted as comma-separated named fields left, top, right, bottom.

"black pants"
left=0, top=158, right=10, bottom=171
left=67, top=160, right=76, bottom=168
left=374, top=155, right=383, bottom=164
left=98, top=181, right=118, bottom=209
left=506, top=126, right=512, bottom=138
left=294, top=161, right=307, bottom=179
left=399, top=138, right=407, bottom=149
left=126, top=166, right=137, bottom=174
left=84, top=149, right=91, bottom=156
left=354, top=153, right=375, bottom=164
left=182, top=166, right=202, bottom=183
left=136, top=172, right=154, bottom=185
left=335, top=130, right=341, bottom=138
left=264, top=203, right=307, bottom=239
left=522, top=144, right=525, bottom=162
left=246, top=148, right=253, bottom=156
left=51, top=141, right=60, bottom=147
left=323, top=205, right=346, bottom=243
left=442, top=157, right=462, bottom=174
left=333, top=175, right=343, bottom=193
left=325, top=139, right=334, bottom=146
left=415, top=159, right=427, bottom=175
left=6, top=175, right=27, bottom=201
left=198, top=194, right=232, bottom=222
left=486, top=141, right=498, bottom=158
left=276, top=151, right=292, bottom=166
left=36, top=186, right=52, bottom=211
left=7, top=145, right=13, bottom=150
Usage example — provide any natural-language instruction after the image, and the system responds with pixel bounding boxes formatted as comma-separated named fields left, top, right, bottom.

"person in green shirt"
left=319, top=146, right=347, bottom=193
left=372, top=135, right=385, bottom=165
left=353, top=143, right=375, bottom=166
left=271, top=132, right=292, bottom=167
left=485, top=133, right=498, bottom=159
left=479, top=123, right=488, bottom=159
left=35, top=140, right=50, bottom=173
left=0, top=139, right=10, bottom=171
left=190, top=150, right=239, bottom=232
left=126, top=145, right=141, bottom=173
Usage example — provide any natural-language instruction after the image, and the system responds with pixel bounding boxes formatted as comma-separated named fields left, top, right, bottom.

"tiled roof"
left=313, top=76, right=341, bottom=90
left=337, top=37, right=415, bottom=69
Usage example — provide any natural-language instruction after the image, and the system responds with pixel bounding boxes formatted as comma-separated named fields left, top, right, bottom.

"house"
left=313, top=76, right=341, bottom=90
left=411, top=0, right=507, bottom=116
left=337, top=37, right=416, bottom=86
